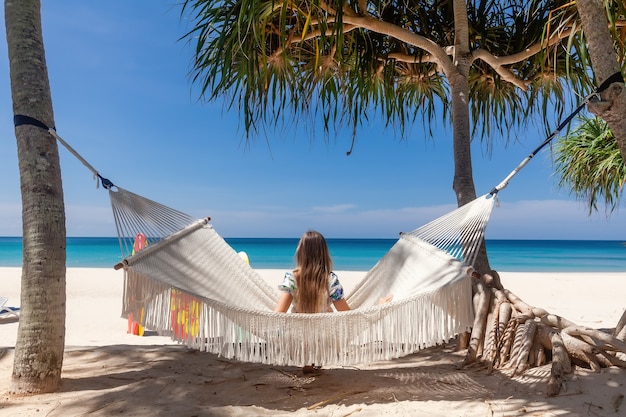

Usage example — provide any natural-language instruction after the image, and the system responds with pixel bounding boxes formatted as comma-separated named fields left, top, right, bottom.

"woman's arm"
left=378, top=295, right=394, bottom=304
left=333, top=295, right=392, bottom=312
left=332, top=298, right=351, bottom=311
left=275, top=293, right=293, bottom=313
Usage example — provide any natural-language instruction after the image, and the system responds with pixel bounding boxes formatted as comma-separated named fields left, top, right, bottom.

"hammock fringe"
left=123, top=267, right=474, bottom=366
left=113, top=186, right=495, bottom=366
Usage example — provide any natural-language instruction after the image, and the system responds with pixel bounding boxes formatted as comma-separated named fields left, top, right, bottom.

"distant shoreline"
left=1, top=236, right=625, bottom=240
left=1, top=237, right=625, bottom=272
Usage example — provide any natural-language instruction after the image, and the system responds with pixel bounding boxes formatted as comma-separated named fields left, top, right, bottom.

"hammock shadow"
left=44, top=342, right=589, bottom=415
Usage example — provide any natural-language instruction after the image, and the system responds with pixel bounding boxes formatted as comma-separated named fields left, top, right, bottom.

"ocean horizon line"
left=1, top=236, right=624, bottom=272
left=0, top=236, right=624, bottom=241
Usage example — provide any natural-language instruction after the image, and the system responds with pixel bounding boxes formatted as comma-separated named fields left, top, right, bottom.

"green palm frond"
left=605, top=0, right=626, bottom=63
left=554, top=117, right=625, bottom=213
left=182, top=0, right=454, bottom=139
left=467, top=0, right=590, bottom=144
left=180, top=0, right=607, bottom=145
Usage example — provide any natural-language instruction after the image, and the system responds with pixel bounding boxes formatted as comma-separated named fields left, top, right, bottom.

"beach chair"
left=0, top=297, right=20, bottom=318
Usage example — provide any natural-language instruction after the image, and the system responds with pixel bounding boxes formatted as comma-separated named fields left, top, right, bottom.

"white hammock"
left=112, top=187, right=495, bottom=366
left=19, top=101, right=594, bottom=367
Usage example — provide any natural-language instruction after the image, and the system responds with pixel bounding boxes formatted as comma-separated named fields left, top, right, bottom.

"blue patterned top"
left=278, top=271, right=345, bottom=311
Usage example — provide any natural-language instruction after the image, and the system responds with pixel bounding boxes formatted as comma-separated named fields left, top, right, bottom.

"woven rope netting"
left=110, top=186, right=496, bottom=366
left=30, top=82, right=605, bottom=366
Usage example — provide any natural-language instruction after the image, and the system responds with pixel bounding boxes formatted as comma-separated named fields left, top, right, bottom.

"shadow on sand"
left=0, top=341, right=621, bottom=416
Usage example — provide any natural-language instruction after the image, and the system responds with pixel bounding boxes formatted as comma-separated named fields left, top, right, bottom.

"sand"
left=1, top=267, right=625, bottom=416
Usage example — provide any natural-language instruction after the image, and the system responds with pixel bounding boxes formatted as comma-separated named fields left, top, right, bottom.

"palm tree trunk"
left=450, top=0, right=477, bottom=207
left=450, top=73, right=477, bottom=206
left=5, top=0, right=67, bottom=394
left=449, top=0, right=491, bottom=273
left=575, top=0, right=626, bottom=161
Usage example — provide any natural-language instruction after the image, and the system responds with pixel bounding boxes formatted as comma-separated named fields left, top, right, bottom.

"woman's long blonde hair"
left=293, top=230, right=333, bottom=313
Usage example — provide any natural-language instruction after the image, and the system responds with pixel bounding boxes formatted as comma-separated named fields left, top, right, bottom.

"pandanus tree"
left=552, top=0, right=626, bottom=370
left=551, top=0, right=625, bottom=209
left=181, top=0, right=590, bottom=271
left=549, top=0, right=625, bottom=208
left=574, top=0, right=626, bottom=161
left=180, top=0, right=626, bottom=395
left=555, top=117, right=624, bottom=214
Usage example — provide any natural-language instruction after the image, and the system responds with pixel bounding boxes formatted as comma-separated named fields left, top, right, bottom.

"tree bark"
left=5, top=0, right=67, bottom=394
left=449, top=0, right=476, bottom=208
left=447, top=0, right=492, bottom=273
left=575, top=0, right=626, bottom=161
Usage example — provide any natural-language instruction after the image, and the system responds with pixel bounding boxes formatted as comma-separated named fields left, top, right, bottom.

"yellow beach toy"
left=237, top=251, right=250, bottom=265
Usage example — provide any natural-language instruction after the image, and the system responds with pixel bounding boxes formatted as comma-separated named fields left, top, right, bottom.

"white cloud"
left=312, top=204, right=356, bottom=213
left=207, top=198, right=625, bottom=240
left=2, top=197, right=623, bottom=240
left=486, top=199, right=626, bottom=239
left=207, top=202, right=463, bottom=238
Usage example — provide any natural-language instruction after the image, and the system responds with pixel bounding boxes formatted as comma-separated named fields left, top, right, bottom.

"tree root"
left=463, top=270, right=626, bottom=396
left=463, top=275, right=491, bottom=365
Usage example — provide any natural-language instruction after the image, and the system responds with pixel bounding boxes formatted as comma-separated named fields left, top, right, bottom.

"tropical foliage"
left=552, top=0, right=626, bottom=212
left=181, top=0, right=588, bottom=143
left=555, top=117, right=625, bottom=213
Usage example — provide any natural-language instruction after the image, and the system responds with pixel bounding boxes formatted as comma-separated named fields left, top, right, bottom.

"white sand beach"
left=1, top=267, right=625, bottom=416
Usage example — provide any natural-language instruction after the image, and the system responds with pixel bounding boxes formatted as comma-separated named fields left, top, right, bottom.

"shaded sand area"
left=1, top=267, right=625, bottom=416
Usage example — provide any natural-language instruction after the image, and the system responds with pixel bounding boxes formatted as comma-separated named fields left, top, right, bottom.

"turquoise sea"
left=0, top=237, right=625, bottom=272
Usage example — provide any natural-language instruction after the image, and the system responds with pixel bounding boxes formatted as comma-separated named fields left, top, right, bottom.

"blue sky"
left=0, top=1, right=624, bottom=240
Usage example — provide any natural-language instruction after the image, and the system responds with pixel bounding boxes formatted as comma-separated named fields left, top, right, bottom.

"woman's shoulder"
left=328, top=271, right=344, bottom=300
left=278, top=271, right=297, bottom=293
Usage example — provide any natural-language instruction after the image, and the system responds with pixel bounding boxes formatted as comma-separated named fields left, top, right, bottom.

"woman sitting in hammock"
left=274, top=230, right=349, bottom=313
left=275, top=230, right=393, bottom=373
left=275, top=230, right=392, bottom=313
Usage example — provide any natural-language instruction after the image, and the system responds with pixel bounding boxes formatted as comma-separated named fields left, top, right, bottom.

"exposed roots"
left=463, top=270, right=626, bottom=396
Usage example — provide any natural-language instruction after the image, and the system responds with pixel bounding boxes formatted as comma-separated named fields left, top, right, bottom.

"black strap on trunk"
left=12, top=114, right=115, bottom=189
left=14, top=114, right=53, bottom=131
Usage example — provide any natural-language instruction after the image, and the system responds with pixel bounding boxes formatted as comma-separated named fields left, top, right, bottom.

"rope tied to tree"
left=13, top=114, right=115, bottom=190
left=490, top=71, right=625, bottom=196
